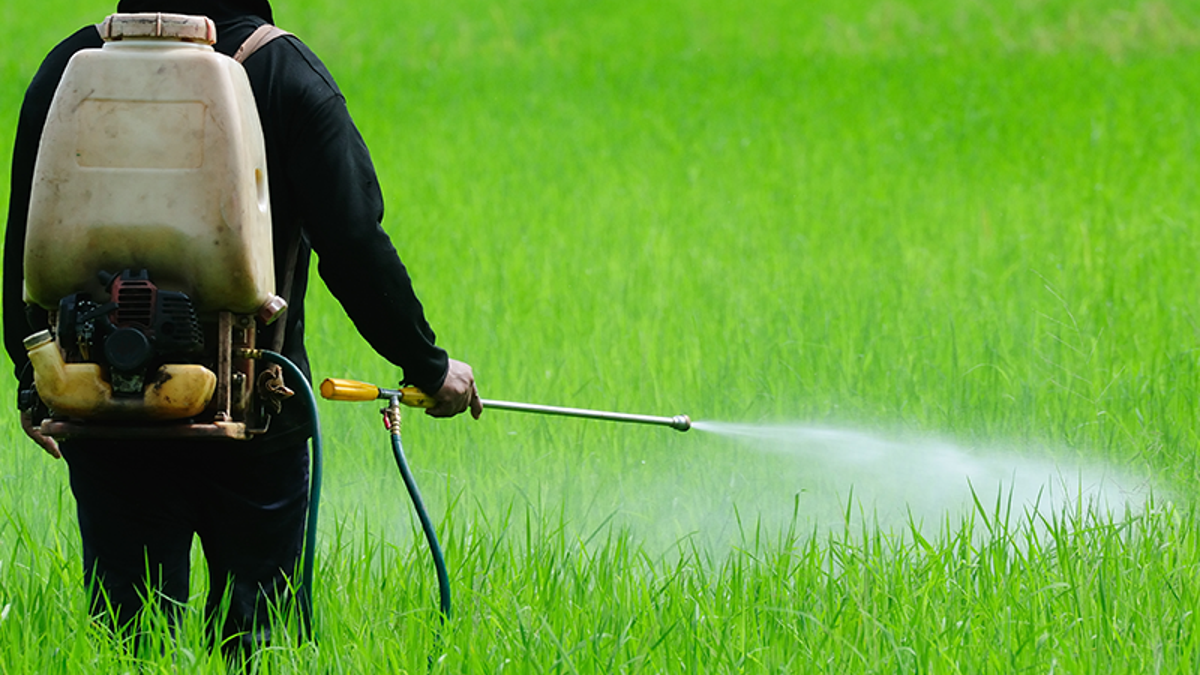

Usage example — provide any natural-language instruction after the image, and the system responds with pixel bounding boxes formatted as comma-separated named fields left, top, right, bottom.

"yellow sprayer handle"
left=319, top=378, right=380, bottom=402
left=397, top=387, right=437, bottom=409
left=319, top=378, right=438, bottom=408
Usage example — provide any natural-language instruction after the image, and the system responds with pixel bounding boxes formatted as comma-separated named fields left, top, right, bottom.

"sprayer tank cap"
left=99, top=13, right=217, bottom=45
left=23, top=330, right=53, bottom=351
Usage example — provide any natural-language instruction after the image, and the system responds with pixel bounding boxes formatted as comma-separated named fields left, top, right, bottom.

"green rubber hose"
left=253, top=349, right=322, bottom=639
left=386, top=398, right=451, bottom=620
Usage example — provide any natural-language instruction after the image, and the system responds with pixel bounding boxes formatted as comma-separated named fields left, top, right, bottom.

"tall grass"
left=3, top=0, right=1199, bottom=671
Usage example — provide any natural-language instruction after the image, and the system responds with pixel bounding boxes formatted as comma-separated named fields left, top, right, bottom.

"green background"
left=2, top=0, right=1199, bottom=671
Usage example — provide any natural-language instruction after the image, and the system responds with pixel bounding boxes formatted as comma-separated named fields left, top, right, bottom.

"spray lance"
left=320, top=378, right=692, bottom=431
left=318, top=377, right=691, bottom=622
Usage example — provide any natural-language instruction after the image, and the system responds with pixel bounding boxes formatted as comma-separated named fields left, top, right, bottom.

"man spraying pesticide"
left=4, top=2, right=480, bottom=660
left=4, top=0, right=689, bottom=660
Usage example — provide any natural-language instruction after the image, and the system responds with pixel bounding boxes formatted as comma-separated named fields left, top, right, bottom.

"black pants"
left=61, top=437, right=309, bottom=656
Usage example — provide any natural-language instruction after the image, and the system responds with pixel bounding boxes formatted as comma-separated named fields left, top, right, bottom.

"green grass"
left=4, top=0, right=1200, bottom=671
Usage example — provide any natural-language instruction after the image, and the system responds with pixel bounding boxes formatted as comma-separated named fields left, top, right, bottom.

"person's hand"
left=21, top=411, right=60, bottom=459
left=427, top=359, right=483, bottom=419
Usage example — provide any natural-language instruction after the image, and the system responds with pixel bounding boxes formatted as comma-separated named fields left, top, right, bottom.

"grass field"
left=4, top=0, right=1200, bottom=671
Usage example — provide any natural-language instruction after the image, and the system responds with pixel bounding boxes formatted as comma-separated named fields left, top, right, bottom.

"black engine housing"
left=57, top=269, right=205, bottom=393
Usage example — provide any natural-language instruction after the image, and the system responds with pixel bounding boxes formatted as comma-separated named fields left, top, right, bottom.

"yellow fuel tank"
left=26, top=330, right=216, bottom=420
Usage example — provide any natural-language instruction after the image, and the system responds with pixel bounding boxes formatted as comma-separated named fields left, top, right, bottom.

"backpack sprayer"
left=22, top=13, right=287, bottom=443
left=317, top=377, right=691, bottom=622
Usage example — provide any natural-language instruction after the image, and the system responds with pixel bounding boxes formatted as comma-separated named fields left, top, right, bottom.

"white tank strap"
left=233, top=24, right=293, bottom=64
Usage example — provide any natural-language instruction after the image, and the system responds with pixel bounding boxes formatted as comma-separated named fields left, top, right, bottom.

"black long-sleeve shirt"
left=4, top=1, right=450, bottom=445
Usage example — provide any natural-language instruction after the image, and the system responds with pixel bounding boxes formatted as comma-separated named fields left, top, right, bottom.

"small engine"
left=57, top=269, right=205, bottom=394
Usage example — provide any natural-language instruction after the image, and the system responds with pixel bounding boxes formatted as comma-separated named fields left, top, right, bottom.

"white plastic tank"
left=24, top=13, right=278, bottom=317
